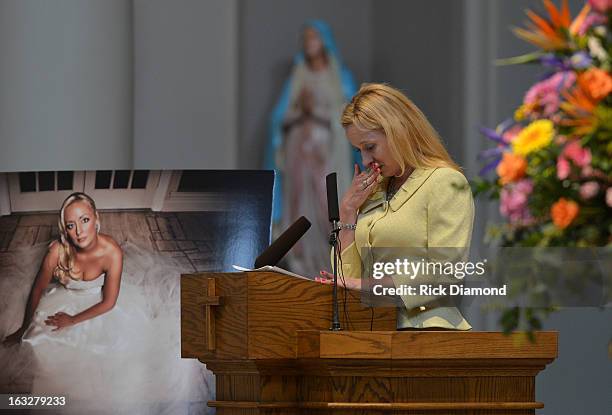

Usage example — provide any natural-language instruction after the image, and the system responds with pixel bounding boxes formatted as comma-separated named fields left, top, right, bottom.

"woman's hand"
left=2, top=327, right=26, bottom=346
left=316, top=270, right=362, bottom=291
left=45, top=312, right=75, bottom=331
left=340, top=163, right=381, bottom=219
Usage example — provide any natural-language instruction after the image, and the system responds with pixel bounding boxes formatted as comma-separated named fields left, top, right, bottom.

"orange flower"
left=560, top=84, right=598, bottom=135
left=497, top=153, right=528, bottom=185
left=578, top=68, right=612, bottom=102
left=551, top=198, right=580, bottom=229
left=512, top=0, right=591, bottom=51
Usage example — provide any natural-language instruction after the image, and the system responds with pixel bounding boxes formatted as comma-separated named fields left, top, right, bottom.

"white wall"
left=133, top=0, right=238, bottom=170
left=371, top=0, right=465, bottom=167
left=0, top=0, right=133, bottom=171
left=0, top=0, right=239, bottom=172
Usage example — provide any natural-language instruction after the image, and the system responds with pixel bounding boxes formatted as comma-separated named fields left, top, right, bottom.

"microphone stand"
left=329, top=220, right=342, bottom=331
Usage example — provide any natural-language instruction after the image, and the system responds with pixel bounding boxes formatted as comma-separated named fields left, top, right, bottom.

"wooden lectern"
left=181, top=272, right=558, bottom=414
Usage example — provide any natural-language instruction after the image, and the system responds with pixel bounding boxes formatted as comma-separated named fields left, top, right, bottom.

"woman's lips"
left=368, top=164, right=384, bottom=174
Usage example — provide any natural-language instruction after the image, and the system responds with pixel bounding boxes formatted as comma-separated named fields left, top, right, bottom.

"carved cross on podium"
left=197, top=277, right=220, bottom=351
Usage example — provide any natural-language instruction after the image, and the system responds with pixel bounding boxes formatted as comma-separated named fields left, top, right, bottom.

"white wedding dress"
left=0, top=242, right=214, bottom=415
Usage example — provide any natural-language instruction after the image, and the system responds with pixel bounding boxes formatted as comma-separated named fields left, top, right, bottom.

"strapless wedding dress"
left=0, top=242, right=214, bottom=414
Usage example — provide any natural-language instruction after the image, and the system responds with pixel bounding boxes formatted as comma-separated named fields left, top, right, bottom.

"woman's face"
left=63, top=201, right=98, bottom=250
left=302, top=27, right=324, bottom=59
left=345, top=125, right=401, bottom=177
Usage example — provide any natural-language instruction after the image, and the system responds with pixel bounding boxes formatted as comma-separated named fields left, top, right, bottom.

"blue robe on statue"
left=263, top=20, right=358, bottom=276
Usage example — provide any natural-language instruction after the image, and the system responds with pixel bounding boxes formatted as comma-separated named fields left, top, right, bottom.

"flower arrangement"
left=474, top=0, right=611, bottom=334
left=476, top=0, right=611, bottom=247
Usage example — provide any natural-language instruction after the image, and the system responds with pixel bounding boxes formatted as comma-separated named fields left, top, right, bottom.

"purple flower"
left=540, top=53, right=593, bottom=72
left=570, top=52, right=593, bottom=69
left=540, top=54, right=570, bottom=71
left=478, top=120, right=515, bottom=176
left=479, top=126, right=506, bottom=145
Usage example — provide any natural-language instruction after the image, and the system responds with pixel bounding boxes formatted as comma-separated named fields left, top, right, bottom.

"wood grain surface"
left=181, top=272, right=558, bottom=415
left=181, top=272, right=249, bottom=359
left=247, top=272, right=396, bottom=359
left=182, top=271, right=396, bottom=360
left=296, top=331, right=558, bottom=360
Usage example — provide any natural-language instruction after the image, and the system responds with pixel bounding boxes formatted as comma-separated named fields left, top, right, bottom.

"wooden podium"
left=181, top=272, right=557, bottom=414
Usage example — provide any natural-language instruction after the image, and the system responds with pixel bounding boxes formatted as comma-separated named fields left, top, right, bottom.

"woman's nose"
left=361, top=154, right=372, bottom=167
left=75, top=224, right=81, bottom=235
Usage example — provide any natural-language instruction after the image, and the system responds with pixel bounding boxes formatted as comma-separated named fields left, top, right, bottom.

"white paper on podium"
left=231, top=265, right=314, bottom=281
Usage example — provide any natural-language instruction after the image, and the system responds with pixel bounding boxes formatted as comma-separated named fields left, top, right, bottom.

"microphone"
left=326, top=173, right=340, bottom=223
left=254, top=216, right=311, bottom=268
left=326, top=172, right=342, bottom=330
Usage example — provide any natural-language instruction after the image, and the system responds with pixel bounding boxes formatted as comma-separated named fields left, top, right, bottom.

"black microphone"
left=326, top=172, right=342, bottom=330
left=326, top=173, right=339, bottom=223
left=254, top=216, right=311, bottom=268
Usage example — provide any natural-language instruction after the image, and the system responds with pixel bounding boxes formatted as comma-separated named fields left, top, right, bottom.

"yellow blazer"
left=339, top=167, right=474, bottom=330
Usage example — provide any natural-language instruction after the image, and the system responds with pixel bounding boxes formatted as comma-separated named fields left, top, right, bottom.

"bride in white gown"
left=0, top=192, right=214, bottom=414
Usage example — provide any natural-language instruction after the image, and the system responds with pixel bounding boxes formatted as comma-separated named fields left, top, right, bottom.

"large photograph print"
left=0, top=169, right=273, bottom=414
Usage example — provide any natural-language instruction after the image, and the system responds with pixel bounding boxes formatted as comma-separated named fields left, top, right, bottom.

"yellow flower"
left=514, top=105, right=526, bottom=121
left=514, top=103, right=537, bottom=121
left=512, top=119, right=554, bottom=156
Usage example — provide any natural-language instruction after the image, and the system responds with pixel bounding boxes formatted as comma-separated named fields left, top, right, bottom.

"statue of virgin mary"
left=264, top=20, right=358, bottom=276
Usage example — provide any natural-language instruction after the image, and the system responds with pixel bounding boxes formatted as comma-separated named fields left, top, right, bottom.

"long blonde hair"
left=54, top=192, right=100, bottom=285
left=341, top=83, right=460, bottom=175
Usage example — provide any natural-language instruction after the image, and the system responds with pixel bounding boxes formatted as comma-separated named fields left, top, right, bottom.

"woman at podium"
left=320, top=83, right=473, bottom=330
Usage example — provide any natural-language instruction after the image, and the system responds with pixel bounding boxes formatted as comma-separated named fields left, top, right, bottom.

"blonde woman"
left=1, top=192, right=213, bottom=413
left=4, top=192, right=123, bottom=344
left=320, top=83, right=474, bottom=330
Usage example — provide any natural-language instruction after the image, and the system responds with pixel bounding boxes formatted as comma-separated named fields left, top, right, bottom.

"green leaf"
left=500, top=307, right=520, bottom=334
left=495, top=52, right=545, bottom=66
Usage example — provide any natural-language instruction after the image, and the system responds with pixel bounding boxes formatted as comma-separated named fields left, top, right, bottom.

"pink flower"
left=500, top=179, right=534, bottom=225
left=557, top=157, right=571, bottom=180
left=581, top=165, right=594, bottom=177
left=524, top=72, right=576, bottom=117
left=563, top=140, right=592, bottom=168
left=580, top=181, right=600, bottom=199
left=502, top=125, right=523, bottom=144
left=550, top=114, right=563, bottom=124
left=558, top=141, right=592, bottom=181
left=589, top=0, right=612, bottom=14
left=582, top=166, right=607, bottom=180
left=607, top=187, right=612, bottom=208
left=579, top=12, right=608, bottom=35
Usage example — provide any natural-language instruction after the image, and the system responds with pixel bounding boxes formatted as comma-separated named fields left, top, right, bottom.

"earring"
left=96, top=223, right=100, bottom=233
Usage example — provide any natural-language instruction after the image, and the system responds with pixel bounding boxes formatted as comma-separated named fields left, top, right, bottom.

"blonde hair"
left=54, top=192, right=99, bottom=285
left=341, top=83, right=460, bottom=175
